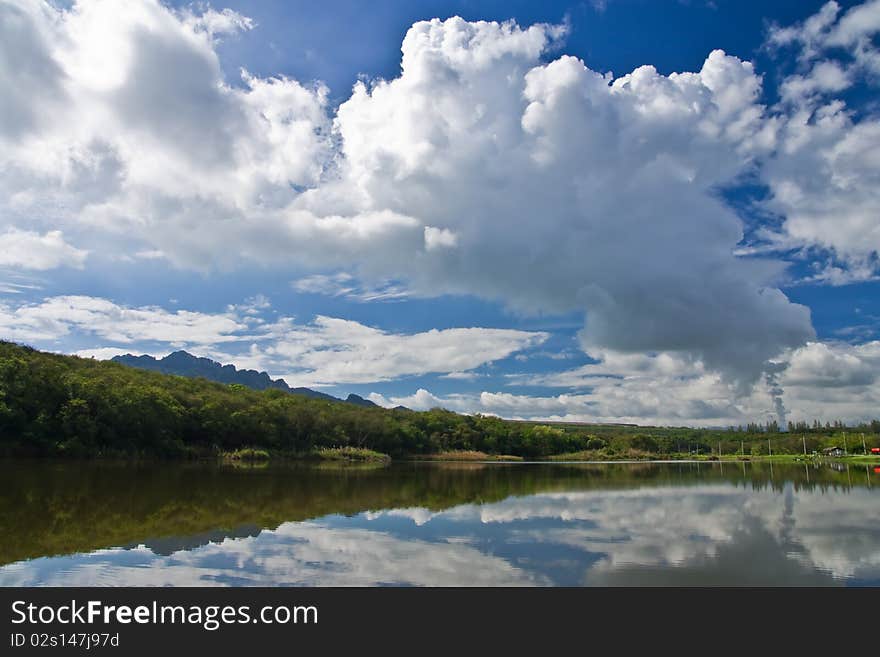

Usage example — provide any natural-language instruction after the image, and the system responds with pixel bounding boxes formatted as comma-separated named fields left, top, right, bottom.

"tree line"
left=734, top=419, right=880, bottom=434
left=1, top=341, right=877, bottom=459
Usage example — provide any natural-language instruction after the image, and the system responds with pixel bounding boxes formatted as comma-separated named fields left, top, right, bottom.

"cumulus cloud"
left=326, top=19, right=813, bottom=386
left=1, top=4, right=814, bottom=383
left=0, top=0, right=334, bottom=268
left=783, top=340, right=880, bottom=390
left=370, top=381, right=749, bottom=426
left=6, top=1, right=880, bottom=413
left=0, top=229, right=87, bottom=270
left=368, top=340, right=880, bottom=425
left=761, top=111, right=880, bottom=269
left=761, top=1, right=880, bottom=275
left=769, top=0, right=880, bottom=75
left=369, top=388, right=449, bottom=411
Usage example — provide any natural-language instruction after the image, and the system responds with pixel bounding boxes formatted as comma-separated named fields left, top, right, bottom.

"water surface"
left=1, top=460, right=878, bottom=586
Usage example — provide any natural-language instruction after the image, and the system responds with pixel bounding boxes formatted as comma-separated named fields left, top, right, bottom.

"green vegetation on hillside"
left=1, top=341, right=878, bottom=459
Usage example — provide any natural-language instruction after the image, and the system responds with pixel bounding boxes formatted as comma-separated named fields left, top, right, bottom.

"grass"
left=420, top=450, right=524, bottom=462
left=711, top=453, right=880, bottom=464
left=830, top=454, right=880, bottom=464
left=310, top=447, right=391, bottom=463
left=544, top=449, right=657, bottom=462
left=310, top=460, right=390, bottom=471
left=541, top=451, right=878, bottom=463
left=543, top=450, right=604, bottom=461
left=222, top=447, right=270, bottom=461
left=221, top=446, right=391, bottom=463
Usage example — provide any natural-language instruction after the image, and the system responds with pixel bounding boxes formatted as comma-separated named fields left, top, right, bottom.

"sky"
left=1, top=0, right=880, bottom=427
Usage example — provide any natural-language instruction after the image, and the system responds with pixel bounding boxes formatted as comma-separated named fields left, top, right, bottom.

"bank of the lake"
left=3, top=341, right=880, bottom=463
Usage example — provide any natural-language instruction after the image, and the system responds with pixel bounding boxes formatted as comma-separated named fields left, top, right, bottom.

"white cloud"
left=778, top=60, right=851, bottom=105
left=0, top=295, right=251, bottom=346
left=0, top=228, right=87, bottom=270
left=133, top=249, right=165, bottom=260
left=374, top=382, right=749, bottom=426
left=291, top=272, right=356, bottom=296
left=0, top=282, right=40, bottom=295
left=783, top=340, right=879, bottom=389
left=178, top=6, right=254, bottom=41
left=423, top=226, right=458, bottom=250
left=4, top=483, right=877, bottom=586
left=0, top=294, right=546, bottom=386
left=0, top=0, right=334, bottom=268
left=797, top=256, right=880, bottom=286
left=440, top=371, right=484, bottom=380
left=369, top=388, right=448, bottom=411
left=760, top=1, right=880, bottom=277
left=761, top=105, right=880, bottom=269
left=0, top=521, right=542, bottom=586
left=459, top=486, right=880, bottom=583
left=237, top=316, right=548, bottom=386
left=767, top=1, right=842, bottom=57
left=328, top=20, right=812, bottom=385
left=6, top=2, right=880, bottom=406
left=291, top=272, right=410, bottom=302
left=74, top=346, right=158, bottom=360
left=368, top=340, right=880, bottom=425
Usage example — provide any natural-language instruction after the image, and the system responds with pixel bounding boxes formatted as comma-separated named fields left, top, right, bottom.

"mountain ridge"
left=111, top=350, right=378, bottom=407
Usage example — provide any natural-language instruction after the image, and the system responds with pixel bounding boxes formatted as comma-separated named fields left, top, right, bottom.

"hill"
left=0, top=341, right=595, bottom=458
left=0, top=341, right=876, bottom=459
left=111, top=351, right=373, bottom=406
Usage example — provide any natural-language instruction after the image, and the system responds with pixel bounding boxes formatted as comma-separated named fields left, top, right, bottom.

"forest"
left=1, top=341, right=878, bottom=460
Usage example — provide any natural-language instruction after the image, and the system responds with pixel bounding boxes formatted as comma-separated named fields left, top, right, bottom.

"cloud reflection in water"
left=2, top=480, right=879, bottom=586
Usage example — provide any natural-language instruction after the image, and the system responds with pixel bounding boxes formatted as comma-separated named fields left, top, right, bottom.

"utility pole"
left=803, top=434, right=807, bottom=457
left=768, top=437, right=772, bottom=458
left=862, top=434, right=867, bottom=455
left=741, top=440, right=745, bottom=457
left=843, top=432, right=848, bottom=456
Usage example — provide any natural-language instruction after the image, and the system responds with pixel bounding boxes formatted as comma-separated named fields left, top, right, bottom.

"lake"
left=1, top=459, right=879, bottom=586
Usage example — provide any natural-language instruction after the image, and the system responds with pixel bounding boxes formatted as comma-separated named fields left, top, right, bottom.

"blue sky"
left=207, top=1, right=839, bottom=94
left=1, top=0, right=880, bottom=426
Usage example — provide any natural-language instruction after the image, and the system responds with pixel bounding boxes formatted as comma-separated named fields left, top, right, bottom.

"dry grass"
left=312, top=447, right=391, bottom=462
left=421, top=451, right=523, bottom=462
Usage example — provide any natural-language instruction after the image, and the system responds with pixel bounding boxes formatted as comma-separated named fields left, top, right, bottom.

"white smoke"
left=764, top=361, right=790, bottom=430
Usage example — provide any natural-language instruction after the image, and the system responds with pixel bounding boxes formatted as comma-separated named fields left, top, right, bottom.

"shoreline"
left=3, top=452, right=878, bottom=466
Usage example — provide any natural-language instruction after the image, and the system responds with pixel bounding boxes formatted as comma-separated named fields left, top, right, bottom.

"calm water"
left=1, top=459, right=879, bottom=586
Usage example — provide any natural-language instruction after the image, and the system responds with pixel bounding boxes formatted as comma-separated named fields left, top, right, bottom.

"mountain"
left=111, top=351, right=340, bottom=403
left=344, top=393, right=378, bottom=408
